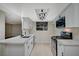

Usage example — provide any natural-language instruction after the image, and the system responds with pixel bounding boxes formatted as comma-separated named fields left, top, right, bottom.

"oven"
left=51, top=35, right=72, bottom=56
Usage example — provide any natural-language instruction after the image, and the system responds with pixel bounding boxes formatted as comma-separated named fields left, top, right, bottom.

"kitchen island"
left=0, top=34, right=34, bottom=56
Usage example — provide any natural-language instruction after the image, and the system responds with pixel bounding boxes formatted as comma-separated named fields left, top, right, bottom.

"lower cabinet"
left=0, top=44, right=5, bottom=56
left=57, top=43, right=79, bottom=56
left=27, top=43, right=31, bottom=56
left=57, top=44, right=64, bottom=56
left=25, top=36, right=34, bottom=56
left=63, top=45, right=79, bottom=56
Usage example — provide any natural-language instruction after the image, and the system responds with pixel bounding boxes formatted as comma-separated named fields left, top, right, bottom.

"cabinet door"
left=22, top=18, right=30, bottom=29
left=61, top=4, right=79, bottom=27
left=0, top=11, right=5, bottom=40
left=24, top=37, right=33, bottom=56
left=74, top=4, right=79, bottom=27
left=27, top=43, right=31, bottom=56
left=25, top=41, right=29, bottom=56
left=57, top=43, right=64, bottom=56
left=63, top=4, right=75, bottom=27
left=64, top=45, right=79, bottom=56
left=22, top=17, right=33, bottom=29
left=28, top=37, right=33, bottom=55
left=0, top=44, right=4, bottom=56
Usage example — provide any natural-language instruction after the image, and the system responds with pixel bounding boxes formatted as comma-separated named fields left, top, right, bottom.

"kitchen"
left=0, top=3, right=79, bottom=56
left=51, top=3, right=79, bottom=56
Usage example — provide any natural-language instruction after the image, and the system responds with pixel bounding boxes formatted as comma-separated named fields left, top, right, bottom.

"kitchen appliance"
left=56, top=16, right=65, bottom=28
left=60, top=31, right=72, bottom=39
left=51, top=36, right=72, bottom=56
left=51, top=31, right=72, bottom=56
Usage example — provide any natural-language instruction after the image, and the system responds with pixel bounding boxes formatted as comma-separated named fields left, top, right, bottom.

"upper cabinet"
left=0, top=10, right=5, bottom=40
left=60, top=4, right=79, bottom=27
left=22, top=17, right=33, bottom=29
left=73, top=4, right=79, bottom=27
left=60, top=4, right=74, bottom=27
left=21, top=17, right=33, bottom=35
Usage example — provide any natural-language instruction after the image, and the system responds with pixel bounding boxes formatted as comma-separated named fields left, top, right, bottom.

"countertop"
left=57, top=39, right=79, bottom=46
left=0, top=35, right=33, bottom=44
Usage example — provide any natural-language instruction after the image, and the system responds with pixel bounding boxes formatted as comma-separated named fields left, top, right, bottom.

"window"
left=36, top=22, right=48, bottom=31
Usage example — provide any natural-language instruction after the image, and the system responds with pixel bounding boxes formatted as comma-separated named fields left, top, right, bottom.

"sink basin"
left=22, top=36, right=30, bottom=38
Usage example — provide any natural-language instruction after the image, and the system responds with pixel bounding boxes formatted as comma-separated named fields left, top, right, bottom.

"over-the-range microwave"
left=56, top=16, right=65, bottom=28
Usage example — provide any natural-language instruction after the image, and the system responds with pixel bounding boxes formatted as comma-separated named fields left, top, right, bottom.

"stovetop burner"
left=51, top=36, right=72, bottom=40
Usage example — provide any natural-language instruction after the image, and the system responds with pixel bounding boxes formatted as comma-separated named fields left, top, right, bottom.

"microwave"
left=56, top=16, right=65, bottom=28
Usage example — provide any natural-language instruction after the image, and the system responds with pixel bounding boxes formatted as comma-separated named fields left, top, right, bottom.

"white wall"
left=32, top=22, right=55, bottom=43
left=0, top=10, right=5, bottom=40
left=70, top=27, right=79, bottom=40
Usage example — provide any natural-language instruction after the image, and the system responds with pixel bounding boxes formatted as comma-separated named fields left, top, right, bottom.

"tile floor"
left=31, top=43, right=53, bottom=56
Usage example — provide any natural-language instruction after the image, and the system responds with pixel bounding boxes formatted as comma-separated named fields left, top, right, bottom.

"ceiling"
left=0, top=3, right=69, bottom=24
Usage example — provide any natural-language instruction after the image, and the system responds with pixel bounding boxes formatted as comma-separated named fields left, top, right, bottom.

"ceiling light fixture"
left=35, top=9, right=49, bottom=20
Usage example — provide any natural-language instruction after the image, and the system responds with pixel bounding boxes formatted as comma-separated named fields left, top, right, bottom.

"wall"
left=70, top=27, right=79, bottom=40
left=0, top=10, right=5, bottom=40
left=32, top=22, right=55, bottom=43
left=5, top=23, right=21, bottom=38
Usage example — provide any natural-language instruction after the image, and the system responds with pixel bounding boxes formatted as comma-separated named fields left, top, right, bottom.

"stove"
left=51, top=36, right=72, bottom=56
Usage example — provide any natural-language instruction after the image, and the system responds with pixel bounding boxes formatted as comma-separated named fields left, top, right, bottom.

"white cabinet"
left=29, top=36, right=33, bottom=55
left=22, top=17, right=33, bottom=35
left=57, top=43, right=64, bottom=56
left=0, top=44, right=4, bottom=56
left=65, top=4, right=75, bottom=27
left=0, top=11, right=5, bottom=40
left=60, top=4, right=75, bottom=27
left=73, top=4, right=79, bottom=27
left=57, top=44, right=79, bottom=56
left=25, top=35, right=34, bottom=56
left=64, top=46, right=79, bottom=56
left=25, top=41, right=30, bottom=56
left=57, top=40, right=79, bottom=56
left=60, top=4, right=79, bottom=27
left=22, top=17, right=33, bottom=29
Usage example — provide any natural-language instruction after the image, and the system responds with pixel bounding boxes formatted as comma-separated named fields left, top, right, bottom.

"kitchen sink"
left=22, top=35, right=30, bottom=38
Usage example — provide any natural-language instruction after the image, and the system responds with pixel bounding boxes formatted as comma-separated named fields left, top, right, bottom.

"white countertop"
left=57, top=39, right=79, bottom=46
left=0, top=35, right=30, bottom=44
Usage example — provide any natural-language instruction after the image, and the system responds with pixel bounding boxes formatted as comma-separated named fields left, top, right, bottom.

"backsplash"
left=71, top=27, right=79, bottom=40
